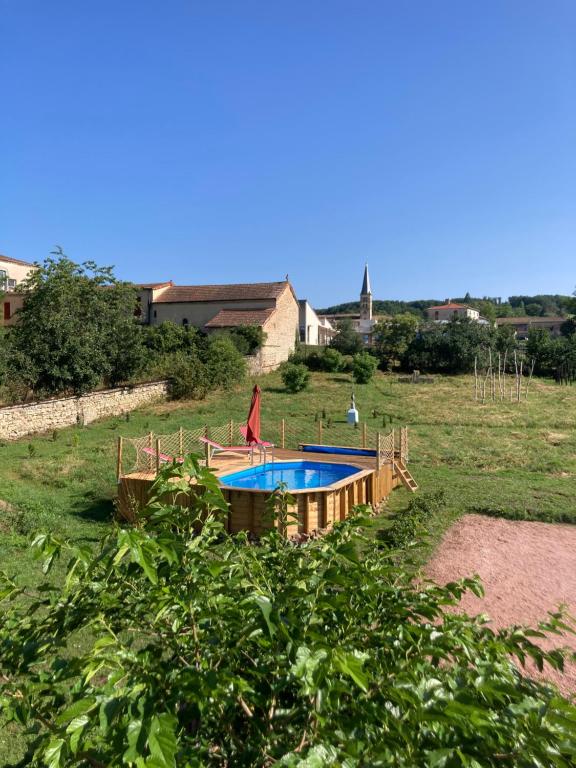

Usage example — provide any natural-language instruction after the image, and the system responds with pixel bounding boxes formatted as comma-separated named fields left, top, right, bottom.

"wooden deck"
left=117, top=448, right=402, bottom=536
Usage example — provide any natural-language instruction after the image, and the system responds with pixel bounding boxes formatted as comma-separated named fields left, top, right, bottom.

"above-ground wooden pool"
left=116, top=427, right=414, bottom=536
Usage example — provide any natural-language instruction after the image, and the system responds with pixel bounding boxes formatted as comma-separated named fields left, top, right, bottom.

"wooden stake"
left=179, top=427, right=184, bottom=457
left=228, top=420, right=233, bottom=446
left=318, top=419, right=323, bottom=445
left=362, top=422, right=368, bottom=449
left=376, top=432, right=381, bottom=470
left=116, top=436, right=123, bottom=483
left=155, top=438, right=161, bottom=476
left=148, top=431, right=154, bottom=471
left=281, top=418, right=285, bottom=449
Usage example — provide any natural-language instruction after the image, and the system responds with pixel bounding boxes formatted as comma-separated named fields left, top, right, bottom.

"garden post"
left=281, top=418, right=285, bottom=449
left=362, top=422, right=367, bottom=448
left=155, top=438, right=161, bottom=476
left=116, top=436, right=123, bottom=483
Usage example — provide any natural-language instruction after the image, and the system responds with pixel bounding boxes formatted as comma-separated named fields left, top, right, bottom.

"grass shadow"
left=73, top=494, right=115, bottom=524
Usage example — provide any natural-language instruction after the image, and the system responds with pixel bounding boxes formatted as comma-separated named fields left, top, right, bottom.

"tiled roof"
left=204, top=308, right=275, bottom=328
left=428, top=303, right=471, bottom=310
left=138, top=281, right=173, bottom=289
left=152, top=281, right=289, bottom=304
left=0, top=254, right=37, bottom=267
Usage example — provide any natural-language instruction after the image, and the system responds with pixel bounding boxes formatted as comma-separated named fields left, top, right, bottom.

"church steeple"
left=360, top=263, right=372, bottom=321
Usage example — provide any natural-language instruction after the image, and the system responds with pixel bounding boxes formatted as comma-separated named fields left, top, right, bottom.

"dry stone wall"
left=0, top=380, right=169, bottom=441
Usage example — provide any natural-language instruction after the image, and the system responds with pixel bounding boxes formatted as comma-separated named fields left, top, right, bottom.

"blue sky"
left=1, top=1, right=575, bottom=306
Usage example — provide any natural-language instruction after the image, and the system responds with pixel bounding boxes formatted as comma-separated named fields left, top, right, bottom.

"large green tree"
left=0, top=460, right=575, bottom=766
left=374, top=313, right=419, bottom=369
left=330, top=317, right=364, bottom=355
left=6, top=251, right=143, bottom=396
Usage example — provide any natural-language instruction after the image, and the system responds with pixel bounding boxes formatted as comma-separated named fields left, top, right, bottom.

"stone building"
left=0, top=254, right=37, bottom=327
left=137, top=279, right=300, bottom=372
left=426, top=301, right=481, bottom=323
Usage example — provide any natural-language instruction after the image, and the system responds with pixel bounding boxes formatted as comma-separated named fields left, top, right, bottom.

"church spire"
left=361, top=263, right=371, bottom=296
left=360, top=263, right=373, bottom=321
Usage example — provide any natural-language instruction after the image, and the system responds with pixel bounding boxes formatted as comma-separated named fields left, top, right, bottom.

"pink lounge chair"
left=239, top=425, right=275, bottom=462
left=199, top=436, right=254, bottom=464
left=142, top=446, right=183, bottom=464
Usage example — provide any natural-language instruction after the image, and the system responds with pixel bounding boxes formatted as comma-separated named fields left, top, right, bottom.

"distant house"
left=427, top=301, right=480, bottom=323
left=137, top=280, right=300, bottom=372
left=298, top=300, right=336, bottom=345
left=0, top=254, right=37, bottom=327
left=495, top=316, right=566, bottom=340
left=320, top=264, right=380, bottom=346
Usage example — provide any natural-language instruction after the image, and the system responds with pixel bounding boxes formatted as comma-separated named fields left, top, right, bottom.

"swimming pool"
left=220, top=461, right=360, bottom=491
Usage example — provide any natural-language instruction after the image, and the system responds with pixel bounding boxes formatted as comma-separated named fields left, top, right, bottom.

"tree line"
left=319, top=292, right=575, bottom=321
left=0, top=254, right=264, bottom=402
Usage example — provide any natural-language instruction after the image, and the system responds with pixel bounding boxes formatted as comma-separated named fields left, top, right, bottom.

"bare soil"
left=425, top=514, right=576, bottom=697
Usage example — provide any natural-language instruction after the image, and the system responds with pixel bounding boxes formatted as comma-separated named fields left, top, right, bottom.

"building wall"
left=428, top=307, right=479, bottom=322
left=299, top=301, right=334, bottom=346
left=1, top=293, right=25, bottom=327
left=0, top=380, right=169, bottom=441
left=0, top=258, right=34, bottom=289
left=257, top=286, right=299, bottom=371
left=149, top=298, right=275, bottom=327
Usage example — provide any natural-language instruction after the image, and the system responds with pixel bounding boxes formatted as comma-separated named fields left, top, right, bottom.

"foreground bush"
left=0, top=459, right=575, bottom=766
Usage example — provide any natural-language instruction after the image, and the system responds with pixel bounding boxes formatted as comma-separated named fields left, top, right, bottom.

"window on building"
left=435, top=311, right=439, bottom=320
left=3, top=302, right=11, bottom=321
left=7, top=279, right=16, bottom=291
left=0, top=270, right=6, bottom=290
left=153, top=310, right=157, bottom=318
left=182, top=318, right=189, bottom=328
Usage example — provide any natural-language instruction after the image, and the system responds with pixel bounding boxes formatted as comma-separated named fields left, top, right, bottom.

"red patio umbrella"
left=245, top=384, right=261, bottom=444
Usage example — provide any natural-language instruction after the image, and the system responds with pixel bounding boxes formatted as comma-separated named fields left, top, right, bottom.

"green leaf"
left=333, top=650, right=369, bottom=692
left=44, top=739, right=65, bottom=768
left=253, top=594, right=276, bottom=637
left=66, top=714, right=90, bottom=754
left=147, top=713, right=178, bottom=768
left=55, top=696, right=96, bottom=726
left=124, top=718, right=145, bottom=763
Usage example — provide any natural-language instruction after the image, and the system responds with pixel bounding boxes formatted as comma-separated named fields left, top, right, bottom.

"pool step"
left=394, top=460, right=418, bottom=492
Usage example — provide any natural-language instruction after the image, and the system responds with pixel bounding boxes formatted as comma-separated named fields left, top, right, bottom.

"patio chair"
left=199, top=437, right=254, bottom=464
left=142, top=446, right=183, bottom=464
left=239, top=425, right=275, bottom=462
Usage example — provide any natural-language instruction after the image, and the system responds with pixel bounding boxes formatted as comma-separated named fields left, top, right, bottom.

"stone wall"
left=0, top=380, right=170, bottom=441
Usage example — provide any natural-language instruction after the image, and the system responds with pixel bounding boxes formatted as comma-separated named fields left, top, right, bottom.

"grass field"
left=1, top=371, right=576, bottom=763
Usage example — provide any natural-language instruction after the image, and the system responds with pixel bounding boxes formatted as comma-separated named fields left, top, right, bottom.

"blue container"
left=300, top=444, right=377, bottom=458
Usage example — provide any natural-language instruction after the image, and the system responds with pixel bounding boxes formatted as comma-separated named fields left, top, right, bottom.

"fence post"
left=281, top=418, right=285, bottom=449
left=148, top=431, right=154, bottom=472
left=376, top=432, right=381, bottom=470
left=116, top=436, right=123, bottom=483
left=391, top=428, right=396, bottom=462
left=155, top=438, right=161, bottom=476
left=318, top=419, right=323, bottom=445
left=179, top=427, right=184, bottom=458
left=228, top=420, right=234, bottom=446
left=362, top=422, right=367, bottom=449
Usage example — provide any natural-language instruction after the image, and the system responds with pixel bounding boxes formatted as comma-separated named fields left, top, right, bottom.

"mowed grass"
left=1, top=370, right=575, bottom=579
left=1, top=371, right=576, bottom=763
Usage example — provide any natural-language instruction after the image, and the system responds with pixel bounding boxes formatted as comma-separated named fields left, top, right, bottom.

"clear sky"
left=1, top=1, right=575, bottom=306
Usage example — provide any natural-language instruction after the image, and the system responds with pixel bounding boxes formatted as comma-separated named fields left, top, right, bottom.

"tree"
left=560, top=318, right=576, bottom=338
left=0, top=461, right=575, bottom=766
left=330, top=318, right=363, bottom=355
left=280, top=361, right=310, bottom=392
left=402, top=318, right=495, bottom=374
left=203, top=334, right=247, bottom=390
left=374, top=313, right=419, bottom=369
left=6, top=251, right=142, bottom=397
left=352, top=351, right=378, bottom=384
left=320, top=347, right=346, bottom=372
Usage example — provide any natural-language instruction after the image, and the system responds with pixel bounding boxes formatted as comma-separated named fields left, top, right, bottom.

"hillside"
left=318, top=293, right=575, bottom=319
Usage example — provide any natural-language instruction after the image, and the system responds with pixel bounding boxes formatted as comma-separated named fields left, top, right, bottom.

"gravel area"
left=425, top=514, right=576, bottom=697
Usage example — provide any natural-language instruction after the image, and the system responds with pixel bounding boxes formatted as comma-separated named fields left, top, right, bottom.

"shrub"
left=168, top=352, right=209, bottom=400
left=352, top=351, right=378, bottom=384
left=280, top=361, right=310, bottom=393
left=204, top=335, right=247, bottom=389
left=380, top=490, right=446, bottom=549
left=0, top=463, right=574, bottom=766
left=321, top=347, right=346, bottom=372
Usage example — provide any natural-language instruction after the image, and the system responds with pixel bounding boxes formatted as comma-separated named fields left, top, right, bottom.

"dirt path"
left=425, top=514, right=576, bottom=697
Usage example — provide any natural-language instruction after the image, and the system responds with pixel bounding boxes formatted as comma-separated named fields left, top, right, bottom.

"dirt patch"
left=425, top=514, right=576, bottom=697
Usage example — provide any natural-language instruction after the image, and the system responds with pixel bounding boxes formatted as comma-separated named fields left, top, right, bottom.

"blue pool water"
left=220, top=461, right=359, bottom=491
left=300, top=444, right=377, bottom=457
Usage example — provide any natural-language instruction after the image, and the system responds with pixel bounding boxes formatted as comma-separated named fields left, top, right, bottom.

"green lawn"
left=1, top=370, right=575, bottom=581
left=1, top=371, right=576, bottom=763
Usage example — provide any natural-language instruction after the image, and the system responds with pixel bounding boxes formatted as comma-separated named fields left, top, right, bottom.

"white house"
left=298, top=300, right=336, bottom=345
